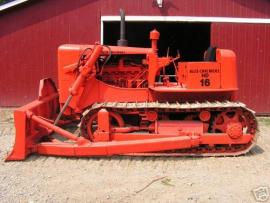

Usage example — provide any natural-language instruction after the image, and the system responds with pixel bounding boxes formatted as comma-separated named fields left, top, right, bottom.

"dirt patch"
left=0, top=108, right=270, bottom=203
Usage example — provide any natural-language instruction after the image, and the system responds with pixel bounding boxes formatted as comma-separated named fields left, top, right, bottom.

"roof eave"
left=0, top=0, right=29, bottom=12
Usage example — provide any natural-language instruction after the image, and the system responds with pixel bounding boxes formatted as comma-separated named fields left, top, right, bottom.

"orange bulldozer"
left=7, top=10, right=257, bottom=160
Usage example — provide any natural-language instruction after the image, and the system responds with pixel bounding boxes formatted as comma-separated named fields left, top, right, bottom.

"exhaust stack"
left=117, top=9, right=128, bottom=46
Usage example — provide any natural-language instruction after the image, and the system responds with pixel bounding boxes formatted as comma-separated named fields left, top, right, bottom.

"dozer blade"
left=6, top=78, right=59, bottom=161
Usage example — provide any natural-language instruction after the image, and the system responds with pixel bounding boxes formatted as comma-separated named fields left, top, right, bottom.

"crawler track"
left=80, top=101, right=258, bottom=156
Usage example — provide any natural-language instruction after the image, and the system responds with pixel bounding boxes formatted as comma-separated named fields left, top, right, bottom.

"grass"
left=257, top=117, right=270, bottom=126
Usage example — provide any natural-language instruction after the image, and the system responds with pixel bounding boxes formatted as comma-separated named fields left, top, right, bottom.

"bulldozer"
left=6, top=10, right=257, bottom=160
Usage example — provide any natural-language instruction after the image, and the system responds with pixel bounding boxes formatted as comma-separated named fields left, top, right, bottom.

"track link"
left=80, top=101, right=258, bottom=156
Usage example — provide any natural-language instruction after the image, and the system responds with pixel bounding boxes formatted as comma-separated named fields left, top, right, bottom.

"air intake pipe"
left=117, top=9, right=128, bottom=46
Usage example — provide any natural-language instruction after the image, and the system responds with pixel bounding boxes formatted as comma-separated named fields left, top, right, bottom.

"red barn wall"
left=0, top=0, right=269, bottom=114
left=212, top=23, right=270, bottom=114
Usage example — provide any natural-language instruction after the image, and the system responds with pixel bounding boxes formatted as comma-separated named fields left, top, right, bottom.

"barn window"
left=102, top=21, right=210, bottom=61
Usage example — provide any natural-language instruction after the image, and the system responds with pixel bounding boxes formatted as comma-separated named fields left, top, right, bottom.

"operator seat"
left=204, top=46, right=217, bottom=61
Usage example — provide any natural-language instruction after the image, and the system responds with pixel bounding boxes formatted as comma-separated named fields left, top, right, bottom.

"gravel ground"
left=0, top=108, right=270, bottom=203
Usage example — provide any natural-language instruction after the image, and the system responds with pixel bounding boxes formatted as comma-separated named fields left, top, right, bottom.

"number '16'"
left=200, top=79, right=210, bottom=86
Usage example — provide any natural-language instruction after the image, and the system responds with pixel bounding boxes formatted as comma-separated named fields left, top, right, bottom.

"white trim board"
left=0, top=0, right=29, bottom=12
left=101, top=16, right=270, bottom=24
left=100, top=16, right=270, bottom=44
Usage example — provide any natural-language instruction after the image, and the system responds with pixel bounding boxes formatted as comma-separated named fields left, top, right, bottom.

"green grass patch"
left=257, top=117, right=270, bottom=126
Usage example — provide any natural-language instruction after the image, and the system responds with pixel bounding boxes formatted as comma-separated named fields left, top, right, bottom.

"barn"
left=0, top=0, right=269, bottom=115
